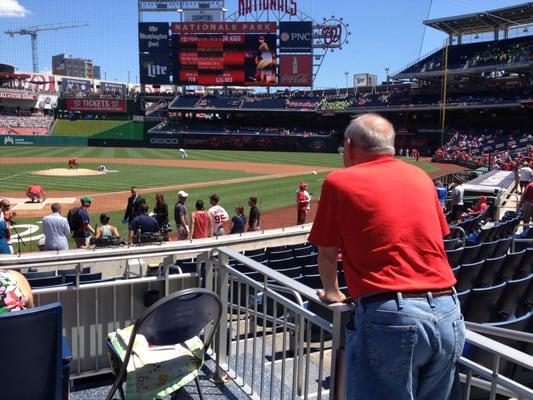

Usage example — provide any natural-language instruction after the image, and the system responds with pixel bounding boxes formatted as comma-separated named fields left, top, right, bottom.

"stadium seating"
left=464, top=282, right=507, bottom=323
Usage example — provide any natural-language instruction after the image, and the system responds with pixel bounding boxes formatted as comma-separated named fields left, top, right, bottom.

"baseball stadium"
left=0, top=1, right=532, bottom=399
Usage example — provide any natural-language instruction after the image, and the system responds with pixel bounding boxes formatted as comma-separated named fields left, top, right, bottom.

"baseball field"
left=0, top=146, right=458, bottom=252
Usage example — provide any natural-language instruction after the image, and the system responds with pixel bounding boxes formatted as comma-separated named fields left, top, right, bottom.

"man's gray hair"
left=51, top=203, right=61, bottom=213
left=344, top=114, right=396, bottom=155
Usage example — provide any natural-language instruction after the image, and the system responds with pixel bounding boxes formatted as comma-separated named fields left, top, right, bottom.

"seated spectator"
left=128, top=203, right=159, bottom=244
left=95, top=214, right=120, bottom=240
left=468, top=195, right=488, bottom=216
left=0, top=270, right=33, bottom=312
left=230, top=205, right=247, bottom=234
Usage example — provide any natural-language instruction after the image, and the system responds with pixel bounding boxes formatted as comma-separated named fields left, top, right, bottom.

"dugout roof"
left=424, top=2, right=533, bottom=35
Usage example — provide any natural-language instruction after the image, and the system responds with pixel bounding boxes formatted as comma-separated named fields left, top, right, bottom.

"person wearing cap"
left=296, top=181, right=311, bottom=225
left=208, top=194, right=228, bottom=236
left=174, top=191, right=190, bottom=240
left=73, top=197, right=95, bottom=248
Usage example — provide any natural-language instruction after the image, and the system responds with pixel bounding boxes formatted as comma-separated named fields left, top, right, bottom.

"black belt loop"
left=452, top=287, right=458, bottom=304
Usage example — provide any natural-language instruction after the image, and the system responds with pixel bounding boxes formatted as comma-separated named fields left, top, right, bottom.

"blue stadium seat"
left=267, top=245, right=287, bottom=253
left=302, top=274, right=323, bottom=289
left=57, top=266, right=91, bottom=276
left=292, top=245, right=314, bottom=257
left=496, top=274, right=532, bottom=321
left=277, top=267, right=302, bottom=279
left=268, top=257, right=294, bottom=270
left=302, top=264, right=319, bottom=276
left=456, top=260, right=484, bottom=292
left=498, top=250, right=526, bottom=282
left=247, top=252, right=267, bottom=263
left=459, top=244, right=482, bottom=265
left=443, top=238, right=460, bottom=250
left=464, top=281, right=507, bottom=323
left=477, top=239, right=498, bottom=260
left=268, top=249, right=294, bottom=261
left=64, top=272, right=103, bottom=285
left=244, top=248, right=266, bottom=257
left=516, top=248, right=533, bottom=278
left=476, top=255, right=506, bottom=288
left=446, top=247, right=464, bottom=269
left=294, top=253, right=318, bottom=268
left=492, top=236, right=513, bottom=257
left=28, top=275, right=66, bottom=288
left=23, top=270, right=56, bottom=280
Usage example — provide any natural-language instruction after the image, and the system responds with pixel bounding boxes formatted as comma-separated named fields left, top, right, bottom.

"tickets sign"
left=66, top=98, right=127, bottom=113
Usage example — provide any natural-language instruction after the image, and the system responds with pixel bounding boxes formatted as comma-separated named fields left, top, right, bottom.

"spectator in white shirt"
left=208, top=194, right=228, bottom=236
left=519, top=162, right=533, bottom=194
left=42, top=203, right=71, bottom=251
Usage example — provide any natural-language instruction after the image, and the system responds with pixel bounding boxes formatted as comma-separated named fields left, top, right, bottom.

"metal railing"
left=204, top=247, right=533, bottom=400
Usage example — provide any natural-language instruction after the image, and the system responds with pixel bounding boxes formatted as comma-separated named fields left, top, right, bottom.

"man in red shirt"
left=309, top=114, right=463, bottom=399
left=520, top=181, right=533, bottom=226
left=26, top=183, right=46, bottom=203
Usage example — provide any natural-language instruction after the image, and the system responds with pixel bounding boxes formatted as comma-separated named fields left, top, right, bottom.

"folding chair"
left=106, top=288, right=223, bottom=400
left=0, top=303, right=71, bottom=400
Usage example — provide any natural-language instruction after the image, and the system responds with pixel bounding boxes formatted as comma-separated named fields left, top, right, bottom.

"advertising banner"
left=279, top=55, right=312, bottom=86
left=279, top=22, right=313, bottom=53
left=66, top=98, right=127, bottom=113
left=35, top=94, right=59, bottom=110
left=140, top=53, right=171, bottom=84
left=171, top=22, right=277, bottom=34
left=62, top=78, right=92, bottom=93
left=0, top=135, right=87, bottom=147
left=100, top=81, right=127, bottom=95
left=139, top=22, right=170, bottom=53
left=183, top=9, right=223, bottom=22
left=0, top=89, right=36, bottom=100
left=1, top=73, right=55, bottom=93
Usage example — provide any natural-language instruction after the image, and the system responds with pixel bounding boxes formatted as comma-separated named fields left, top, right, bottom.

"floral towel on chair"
left=107, top=325, right=204, bottom=400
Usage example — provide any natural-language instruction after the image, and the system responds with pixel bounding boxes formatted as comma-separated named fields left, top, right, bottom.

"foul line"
left=0, top=170, right=30, bottom=182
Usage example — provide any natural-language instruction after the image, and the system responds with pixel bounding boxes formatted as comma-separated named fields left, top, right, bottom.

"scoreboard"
left=139, top=21, right=313, bottom=86
left=173, top=34, right=277, bottom=85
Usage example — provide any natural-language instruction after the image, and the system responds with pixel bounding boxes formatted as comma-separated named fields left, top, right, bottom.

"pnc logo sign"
left=280, top=32, right=311, bottom=42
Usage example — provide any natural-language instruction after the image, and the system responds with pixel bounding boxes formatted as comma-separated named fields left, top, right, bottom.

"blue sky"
left=0, top=0, right=529, bottom=88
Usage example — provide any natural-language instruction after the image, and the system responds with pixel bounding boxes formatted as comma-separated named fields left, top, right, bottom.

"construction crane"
left=5, top=22, right=89, bottom=73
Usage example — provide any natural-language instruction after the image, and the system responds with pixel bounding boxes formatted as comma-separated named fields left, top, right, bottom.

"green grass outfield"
left=51, top=120, right=144, bottom=140
left=1, top=146, right=441, bottom=252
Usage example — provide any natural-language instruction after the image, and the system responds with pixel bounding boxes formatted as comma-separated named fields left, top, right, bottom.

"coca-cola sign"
left=279, top=55, right=312, bottom=86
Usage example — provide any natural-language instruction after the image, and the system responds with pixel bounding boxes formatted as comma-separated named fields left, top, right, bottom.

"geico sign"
left=150, top=137, right=179, bottom=145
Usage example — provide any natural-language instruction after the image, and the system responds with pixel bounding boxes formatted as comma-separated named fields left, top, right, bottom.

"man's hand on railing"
left=317, top=288, right=347, bottom=304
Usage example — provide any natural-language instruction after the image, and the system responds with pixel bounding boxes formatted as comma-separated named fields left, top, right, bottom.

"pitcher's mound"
left=33, top=168, right=106, bottom=177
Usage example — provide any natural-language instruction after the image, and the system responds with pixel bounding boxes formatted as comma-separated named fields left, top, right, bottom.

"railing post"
left=330, top=305, right=352, bottom=400
left=214, top=251, right=229, bottom=383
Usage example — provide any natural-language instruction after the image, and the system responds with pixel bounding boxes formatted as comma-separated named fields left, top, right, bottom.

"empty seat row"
left=27, top=272, right=110, bottom=288
left=459, top=273, right=532, bottom=323
left=454, top=249, right=532, bottom=291
left=446, top=237, right=515, bottom=268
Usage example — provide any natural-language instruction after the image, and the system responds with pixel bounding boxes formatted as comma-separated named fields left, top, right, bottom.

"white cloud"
left=0, top=0, right=30, bottom=17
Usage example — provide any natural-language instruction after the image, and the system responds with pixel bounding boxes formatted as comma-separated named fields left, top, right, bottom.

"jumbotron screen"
left=172, top=34, right=277, bottom=86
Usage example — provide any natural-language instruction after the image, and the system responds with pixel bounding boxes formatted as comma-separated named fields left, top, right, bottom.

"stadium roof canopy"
left=424, top=2, right=533, bottom=35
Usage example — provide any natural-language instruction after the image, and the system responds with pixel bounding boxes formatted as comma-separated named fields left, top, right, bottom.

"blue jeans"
left=345, top=291, right=465, bottom=400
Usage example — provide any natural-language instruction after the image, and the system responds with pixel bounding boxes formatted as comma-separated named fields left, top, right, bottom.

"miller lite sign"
left=279, top=22, right=313, bottom=53
left=140, top=53, right=171, bottom=84
left=279, top=55, right=312, bottom=86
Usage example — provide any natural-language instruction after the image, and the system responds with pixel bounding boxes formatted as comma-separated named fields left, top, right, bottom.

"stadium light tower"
left=4, top=22, right=89, bottom=73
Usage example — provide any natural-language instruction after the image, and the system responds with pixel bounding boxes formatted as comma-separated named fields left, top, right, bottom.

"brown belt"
left=360, top=288, right=454, bottom=305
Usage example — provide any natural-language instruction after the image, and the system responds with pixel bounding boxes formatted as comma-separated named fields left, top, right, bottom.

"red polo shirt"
left=524, top=182, right=533, bottom=202
left=308, top=156, right=455, bottom=299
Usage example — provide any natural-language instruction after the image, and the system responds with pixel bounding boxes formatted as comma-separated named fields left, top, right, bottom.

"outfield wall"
left=142, top=133, right=339, bottom=152
left=0, top=135, right=87, bottom=146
